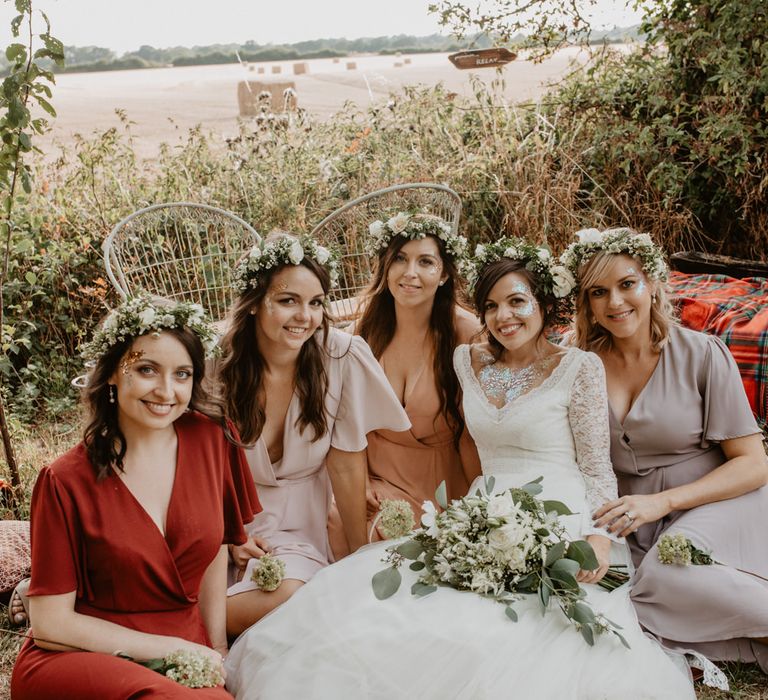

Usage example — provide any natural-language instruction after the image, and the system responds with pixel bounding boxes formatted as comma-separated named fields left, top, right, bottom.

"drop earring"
left=438, top=280, right=445, bottom=287
left=109, top=385, right=116, bottom=404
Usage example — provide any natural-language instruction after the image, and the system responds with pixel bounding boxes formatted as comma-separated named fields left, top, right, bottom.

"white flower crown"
left=233, top=235, right=341, bottom=292
left=560, top=228, right=668, bottom=290
left=463, top=236, right=576, bottom=300
left=365, top=212, right=468, bottom=261
left=82, top=295, right=219, bottom=361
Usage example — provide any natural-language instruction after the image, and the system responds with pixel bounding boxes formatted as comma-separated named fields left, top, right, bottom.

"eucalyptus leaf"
left=580, top=624, right=595, bottom=646
left=395, top=539, right=423, bottom=560
left=505, top=605, right=518, bottom=622
left=521, top=476, right=544, bottom=496
left=372, top=567, right=402, bottom=600
left=409, top=560, right=426, bottom=571
left=434, top=481, right=448, bottom=509
left=541, top=499, right=573, bottom=516
left=550, top=557, right=580, bottom=578
left=570, top=601, right=596, bottom=625
left=484, top=475, right=496, bottom=494
left=411, top=582, right=437, bottom=597
left=567, top=540, right=599, bottom=570
left=614, top=631, right=631, bottom=649
left=545, top=541, right=567, bottom=566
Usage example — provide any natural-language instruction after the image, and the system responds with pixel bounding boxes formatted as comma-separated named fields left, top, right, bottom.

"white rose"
left=537, top=248, right=551, bottom=261
left=138, top=308, right=156, bottom=327
left=487, top=492, right=516, bottom=519
left=387, top=212, right=410, bottom=234
left=550, top=265, right=576, bottom=298
left=575, top=228, right=604, bottom=244
left=288, top=239, right=304, bottom=265
left=503, top=246, right=518, bottom=258
left=249, top=246, right=262, bottom=259
left=314, top=246, right=330, bottom=264
left=369, top=220, right=385, bottom=237
left=634, top=233, right=653, bottom=247
left=475, top=244, right=486, bottom=257
left=488, top=522, right=526, bottom=556
left=420, top=501, right=440, bottom=538
left=507, top=547, right=528, bottom=573
left=102, top=311, right=119, bottom=332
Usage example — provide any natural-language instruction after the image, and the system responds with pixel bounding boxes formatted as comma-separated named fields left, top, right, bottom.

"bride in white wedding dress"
left=225, top=239, right=694, bottom=699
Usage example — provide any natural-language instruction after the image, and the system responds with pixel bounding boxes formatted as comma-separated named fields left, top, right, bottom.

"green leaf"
left=538, top=580, right=551, bottom=609
left=372, top=566, right=402, bottom=600
left=484, top=475, right=495, bottom=494
left=505, top=605, right=518, bottom=622
left=570, top=601, right=596, bottom=625
left=541, top=499, right=573, bottom=515
left=409, top=560, right=425, bottom=571
left=395, top=539, right=423, bottom=560
left=567, top=540, right=599, bottom=571
left=34, top=95, right=56, bottom=118
left=5, top=43, right=26, bottom=63
left=545, top=541, right=567, bottom=566
left=580, top=624, right=595, bottom=646
left=614, top=631, right=631, bottom=649
left=521, top=477, right=543, bottom=496
left=24, top=271, right=36, bottom=285
left=434, top=480, right=447, bottom=509
left=550, top=557, right=580, bottom=578
left=411, top=581, right=437, bottom=597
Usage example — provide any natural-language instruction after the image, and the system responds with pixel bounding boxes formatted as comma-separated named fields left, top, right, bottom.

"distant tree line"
left=0, top=27, right=639, bottom=76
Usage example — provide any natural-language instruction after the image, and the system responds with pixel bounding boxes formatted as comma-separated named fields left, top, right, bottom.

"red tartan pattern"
left=668, top=271, right=768, bottom=425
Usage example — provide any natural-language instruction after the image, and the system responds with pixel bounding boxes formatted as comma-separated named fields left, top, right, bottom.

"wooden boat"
left=448, top=48, right=517, bottom=70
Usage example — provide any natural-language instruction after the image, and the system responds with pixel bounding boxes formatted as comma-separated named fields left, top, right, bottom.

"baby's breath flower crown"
left=81, top=295, right=219, bottom=361
left=365, top=211, right=468, bottom=261
left=464, top=236, right=576, bottom=300
left=234, top=234, right=341, bottom=292
left=560, top=228, right=668, bottom=292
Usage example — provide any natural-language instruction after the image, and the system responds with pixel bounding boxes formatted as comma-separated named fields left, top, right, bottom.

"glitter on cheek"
left=120, top=350, right=144, bottom=374
left=634, top=279, right=647, bottom=297
left=514, top=300, right=537, bottom=318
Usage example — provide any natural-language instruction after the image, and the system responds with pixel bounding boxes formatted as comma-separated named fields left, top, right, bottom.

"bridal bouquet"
left=372, top=477, right=629, bottom=648
left=117, top=649, right=223, bottom=688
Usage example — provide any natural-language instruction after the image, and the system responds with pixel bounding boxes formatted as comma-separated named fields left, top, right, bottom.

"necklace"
left=477, top=352, right=557, bottom=405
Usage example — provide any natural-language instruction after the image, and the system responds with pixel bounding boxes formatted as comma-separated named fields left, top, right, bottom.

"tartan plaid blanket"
left=668, top=271, right=768, bottom=426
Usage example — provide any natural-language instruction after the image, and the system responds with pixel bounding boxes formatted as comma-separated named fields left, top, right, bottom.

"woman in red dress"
left=11, top=296, right=259, bottom=699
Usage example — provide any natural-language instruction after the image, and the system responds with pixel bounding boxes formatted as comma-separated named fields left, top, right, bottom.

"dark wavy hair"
left=472, top=258, right=559, bottom=359
left=83, top=326, right=227, bottom=480
left=219, top=256, right=332, bottom=445
left=357, top=234, right=465, bottom=446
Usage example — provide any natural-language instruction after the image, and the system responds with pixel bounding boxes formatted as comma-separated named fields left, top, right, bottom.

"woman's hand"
left=229, top=536, right=270, bottom=575
left=366, top=488, right=381, bottom=519
left=577, top=535, right=612, bottom=584
left=593, top=493, right=672, bottom=537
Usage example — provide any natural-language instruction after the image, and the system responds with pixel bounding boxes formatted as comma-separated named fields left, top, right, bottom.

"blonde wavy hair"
left=571, top=250, right=678, bottom=354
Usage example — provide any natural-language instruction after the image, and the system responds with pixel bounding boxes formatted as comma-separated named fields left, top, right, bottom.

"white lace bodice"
left=454, top=345, right=619, bottom=539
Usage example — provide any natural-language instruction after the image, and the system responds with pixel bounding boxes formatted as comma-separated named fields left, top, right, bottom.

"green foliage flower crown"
left=365, top=212, right=468, bottom=261
left=463, top=236, right=576, bottom=300
left=82, top=295, right=219, bottom=361
left=234, top=235, right=341, bottom=292
left=560, top=228, right=668, bottom=291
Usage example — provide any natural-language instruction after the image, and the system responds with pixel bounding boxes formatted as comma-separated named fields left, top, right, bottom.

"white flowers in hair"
left=560, top=227, right=668, bottom=289
left=234, top=235, right=341, bottom=292
left=463, top=236, right=574, bottom=299
left=365, top=211, right=468, bottom=261
left=82, top=295, right=219, bottom=361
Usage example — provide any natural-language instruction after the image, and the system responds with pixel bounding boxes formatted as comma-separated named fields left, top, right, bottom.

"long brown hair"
left=83, top=326, right=226, bottom=480
left=572, top=251, right=677, bottom=353
left=472, top=258, right=559, bottom=359
left=219, top=257, right=332, bottom=445
left=357, top=234, right=465, bottom=445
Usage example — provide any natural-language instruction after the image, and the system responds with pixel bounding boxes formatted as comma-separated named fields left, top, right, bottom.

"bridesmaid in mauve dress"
left=328, top=212, right=481, bottom=558
left=218, top=233, right=409, bottom=636
left=12, top=297, right=259, bottom=699
left=567, top=227, right=768, bottom=674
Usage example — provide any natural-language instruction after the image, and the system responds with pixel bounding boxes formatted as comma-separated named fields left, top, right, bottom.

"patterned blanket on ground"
left=669, top=271, right=768, bottom=426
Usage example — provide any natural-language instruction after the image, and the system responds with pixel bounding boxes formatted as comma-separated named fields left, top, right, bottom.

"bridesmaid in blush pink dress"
left=218, top=233, right=409, bottom=636
left=328, top=212, right=481, bottom=558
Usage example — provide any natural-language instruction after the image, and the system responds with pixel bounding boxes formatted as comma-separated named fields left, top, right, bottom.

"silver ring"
left=625, top=512, right=635, bottom=524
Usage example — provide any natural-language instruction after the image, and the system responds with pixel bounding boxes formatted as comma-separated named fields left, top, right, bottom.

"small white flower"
left=102, top=311, right=119, bottom=332
left=249, top=246, right=262, bottom=259
left=635, top=233, right=654, bottom=247
left=537, top=248, right=551, bottom=261
left=315, top=245, right=330, bottom=264
left=288, top=239, right=304, bottom=265
left=475, top=244, right=486, bottom=257
left=138, top=307, right=156, bottom=327
left=503, top=247, right=518, bottom=258
left=387, top=212, right=410, bottom=234
left=550, top=265, right=576, bottom=298
left=421, top=501, right=440, bottom=538
left=575, top=228, right=604, bottom=244
left=369, top=220, right=385, bottom=237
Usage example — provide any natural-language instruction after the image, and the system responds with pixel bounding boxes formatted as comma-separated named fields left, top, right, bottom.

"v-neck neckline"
left=607, top=345, right=665, bottom=429
left=112, top=422, right=181, bottom=542
left=462, top=345, right=572, bottom=419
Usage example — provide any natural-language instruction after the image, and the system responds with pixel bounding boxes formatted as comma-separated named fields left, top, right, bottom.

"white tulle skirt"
left=225, top=537, right=694, bottom=699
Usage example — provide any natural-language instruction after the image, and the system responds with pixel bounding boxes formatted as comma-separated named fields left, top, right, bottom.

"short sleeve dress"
left=11, top=411, right=260, bottom=700
left=227, top=327, right=411, bottom=595
left=609, top=325, right=768, bottom=663
left=328, top=307, right=481, bottom=559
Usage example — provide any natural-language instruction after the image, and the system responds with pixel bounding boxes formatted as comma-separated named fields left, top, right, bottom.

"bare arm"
left=29, top=592, right=222, bottom=667
left=327, top=446, right=367, bottom=552
left=198, top=545, right=228, bottom=656
left=595, top=433, right=767, bottom=535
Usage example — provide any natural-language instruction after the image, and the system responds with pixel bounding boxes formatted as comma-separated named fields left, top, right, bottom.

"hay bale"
left=249, top=65, right=255, bottom=72
left=404, top=57, right=412, bottom=65
left=257, top=66, right=265, bottom=74
left=346, top=61, right=357, bottom=70
left=271, top=65, right=282, bottom=74
left=394, top=62, right=402, bottom=68
left=332, top=57, right=340, bottom=64
left=237, top=80, right=298, bottom=116
left=293, top=62, right=308, bottom=75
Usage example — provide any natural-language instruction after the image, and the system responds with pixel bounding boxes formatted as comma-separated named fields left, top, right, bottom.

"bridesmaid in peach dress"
left=329, top=212, right=481, bottom=558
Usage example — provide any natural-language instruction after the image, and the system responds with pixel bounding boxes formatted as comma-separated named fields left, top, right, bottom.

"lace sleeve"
left=569, top=352, right=620, bottom=540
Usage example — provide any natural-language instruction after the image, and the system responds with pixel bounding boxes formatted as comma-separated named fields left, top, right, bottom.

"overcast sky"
left=0, top=0, right=642, bottom=54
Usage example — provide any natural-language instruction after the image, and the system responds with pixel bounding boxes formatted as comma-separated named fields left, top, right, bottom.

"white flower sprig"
left=374, top=498, right=416, bottom=540
left=366, top=212, right=468, bottom=261
left=657, top=533, right=717, bottom=566
left=234, top=235, right=341, bottom=292
left=119, top=648, right=223, bottom=689
left=464, top=237, right=574, bottom=299
left=559, top=227, right=668, bottom=290
left=82, top=295, right=219, bottom=361
left=250, top=553, right=286, bottom=592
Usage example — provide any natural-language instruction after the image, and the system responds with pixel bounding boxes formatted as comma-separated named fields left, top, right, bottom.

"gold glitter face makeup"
left=120, top=350, right=144, bottom=374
